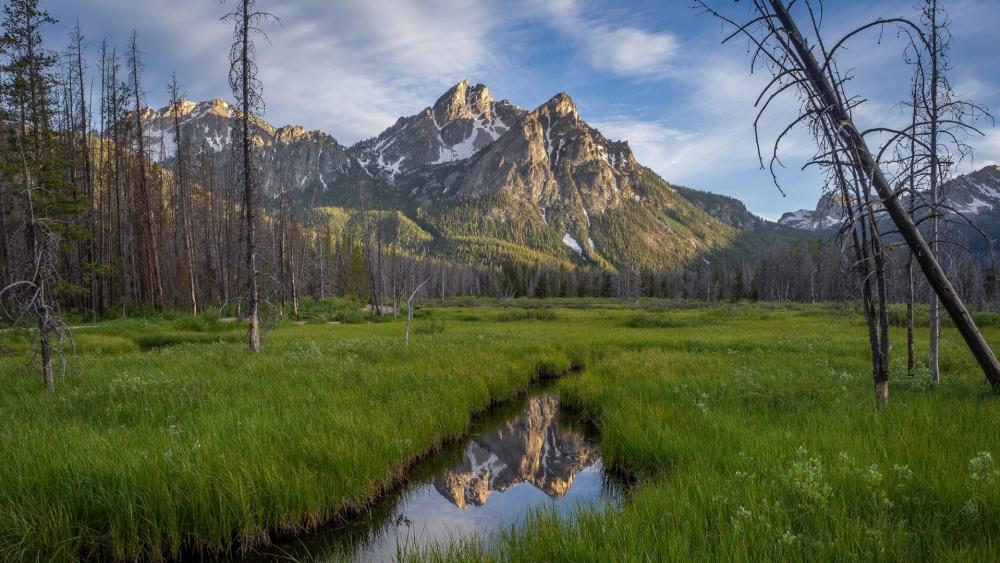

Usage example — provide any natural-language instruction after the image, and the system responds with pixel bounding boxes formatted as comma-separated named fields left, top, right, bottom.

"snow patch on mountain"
left=563, top=232, right=583, bottom=254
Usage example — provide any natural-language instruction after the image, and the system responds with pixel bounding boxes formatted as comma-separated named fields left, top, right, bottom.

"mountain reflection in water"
left=245, top=393, right=620, bottom=563
left=434, top=395, right=597, bottom=509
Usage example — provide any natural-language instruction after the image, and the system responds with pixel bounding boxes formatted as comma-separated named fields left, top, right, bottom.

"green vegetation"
left=1, top=300, right=998, bottom=561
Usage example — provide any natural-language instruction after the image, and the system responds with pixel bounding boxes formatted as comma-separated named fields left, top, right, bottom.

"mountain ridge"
left=779, top=165, right=1000, bottom=232
left=139, top=80, right=806, bottom=271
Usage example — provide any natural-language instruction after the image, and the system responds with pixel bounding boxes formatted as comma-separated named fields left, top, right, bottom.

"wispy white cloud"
left=244, top=0, right=508, bottom=143
left=531, top=0, right=679, bottom=79
left=53, top=0, right=508, bottom=145
left=965, top=130, right=1000, bottom=169
left=594, top=57, right=813, bottom=189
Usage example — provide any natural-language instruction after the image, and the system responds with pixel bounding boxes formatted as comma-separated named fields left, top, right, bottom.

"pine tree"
left=0, top=0, right=78, bottom=391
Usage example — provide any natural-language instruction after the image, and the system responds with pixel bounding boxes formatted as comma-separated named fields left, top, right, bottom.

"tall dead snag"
left=223, top=0, right=275, bottom=352
left=405, top=278, right=430, bottom=349
left=168, top=74, right=198, bottom=315
left=127, top=32, right=164, bottom=310
left=906, top=0, right=992, bottom=385
left=926, top=0, right=944, bottom=386
left=698, top=0, right=1000, bottom=396
left=68, top=22, right=98, bottom=321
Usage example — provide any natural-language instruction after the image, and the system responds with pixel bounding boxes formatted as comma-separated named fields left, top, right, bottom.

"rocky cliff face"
left=432, top=395, right=597, bottom=510
left=942, top=165, right=1000, bottom=215
left=778, top=191, right=847, bottom=231
left=143, top=99, right=246, bottom=159
left=395, top=88, right=734, bottom=269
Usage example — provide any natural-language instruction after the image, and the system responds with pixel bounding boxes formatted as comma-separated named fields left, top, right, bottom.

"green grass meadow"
left=1, top=300, right=998, bottom=561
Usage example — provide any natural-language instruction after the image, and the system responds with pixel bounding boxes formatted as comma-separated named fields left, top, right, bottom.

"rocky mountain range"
left=141, top=80, right=808, bottom=271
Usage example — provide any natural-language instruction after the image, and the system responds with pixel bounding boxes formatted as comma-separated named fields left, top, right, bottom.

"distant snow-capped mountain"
left=942, top=165, right=1000, bottom=216
left=778, top=165, right=1000, bottom=232
left=141, top=98, right=370, bottom=201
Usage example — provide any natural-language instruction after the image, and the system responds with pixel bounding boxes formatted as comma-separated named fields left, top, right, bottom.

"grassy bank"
left=0, top=305, right=582, bottom=561
left=1, top=300, right=998, bottom=561
left=413, top=305, right=1000, bottom=562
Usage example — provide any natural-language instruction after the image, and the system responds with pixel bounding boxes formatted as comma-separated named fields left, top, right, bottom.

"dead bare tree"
left=904, top=0, right=993, bottom=385
left=697, top=0, right=1000, bottom=399
left=167, top=74, right=198, bottom=315
left=127, top=32, right=164, bottom=311
left=223, top=0, right=276, bottom=352
left=68, top=21, right=98, bottom=321
left=405, top=278, right=431, bottom=349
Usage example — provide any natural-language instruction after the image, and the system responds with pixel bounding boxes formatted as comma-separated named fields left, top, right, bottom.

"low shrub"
left=168, top=314, right=226, bottom=333
left=972, top=311, right=1000, bottom=328
left=625, top=314, right=697, bottom=328
left=130, top=331, right=241, bottom=350
left=0, top=332, right=31, bottom=356
left=887, top=303, right=930, bottom=328
left=496, top=308, right=558, bottom=322
left=331, top=309, right=373, bottom=324
left=413, top=320, right=446, bottom=335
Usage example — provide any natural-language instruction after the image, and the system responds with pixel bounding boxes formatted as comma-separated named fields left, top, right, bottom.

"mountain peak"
left=160, top=99, right=198, bottom=118
left=541, top=92, right=578, bottom=120
left=433, top=80, right=494, bottom=125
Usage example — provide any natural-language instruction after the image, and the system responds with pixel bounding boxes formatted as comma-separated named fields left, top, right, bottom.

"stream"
left=243, top=390, right=623, bottom=562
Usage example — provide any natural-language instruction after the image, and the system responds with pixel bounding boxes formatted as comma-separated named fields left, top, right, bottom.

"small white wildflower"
left=778, top=529, right=800, bottom=546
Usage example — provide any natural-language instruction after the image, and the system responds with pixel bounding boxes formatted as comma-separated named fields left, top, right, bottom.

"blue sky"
left=38, top=0, right=1000, bottom=219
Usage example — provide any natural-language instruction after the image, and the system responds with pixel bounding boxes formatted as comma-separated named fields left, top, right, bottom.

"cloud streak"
left=533, top=0, right=680, bottom=79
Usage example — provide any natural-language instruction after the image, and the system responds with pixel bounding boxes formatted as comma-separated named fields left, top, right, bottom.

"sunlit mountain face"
left=140, top=81, right=745, bottom=271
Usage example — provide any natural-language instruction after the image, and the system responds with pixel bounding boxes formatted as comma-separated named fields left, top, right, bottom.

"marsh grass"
left=0, top=308, right=583, bottom=561
left=413, top=304, right=1000, bottom=562
left=1, top=300, right=998, bottom=561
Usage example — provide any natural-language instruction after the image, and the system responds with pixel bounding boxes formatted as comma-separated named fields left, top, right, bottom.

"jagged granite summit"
left=778, top=192, right=847, bottom=231
left=350, top=80, right=526, bottom=178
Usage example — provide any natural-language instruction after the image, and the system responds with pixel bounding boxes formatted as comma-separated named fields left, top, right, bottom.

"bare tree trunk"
left=230, top=0, right=261, bottom=351
left=72, top=23, right=98, bottom=321
left=12, top=124, right=58, bottom=392
left=290, top=248, right=299, bottom=316
left=872, top=215, right=891, bottom=404
left=406, top=278, right=430, bottom=348
left=129, top=33, right=164, bottom=310
left=927, top=0, right=942, bottom=386
left=769, top=0, right=1000, bottom=387
left=907, top=252, right=916, bottom=375
left=168, top=75, right=199, bottom=315
left=38, top=290, right=54, bottom=392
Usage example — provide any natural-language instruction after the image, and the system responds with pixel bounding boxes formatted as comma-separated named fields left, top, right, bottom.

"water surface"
left=248, top=392, right=621, bottom=562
